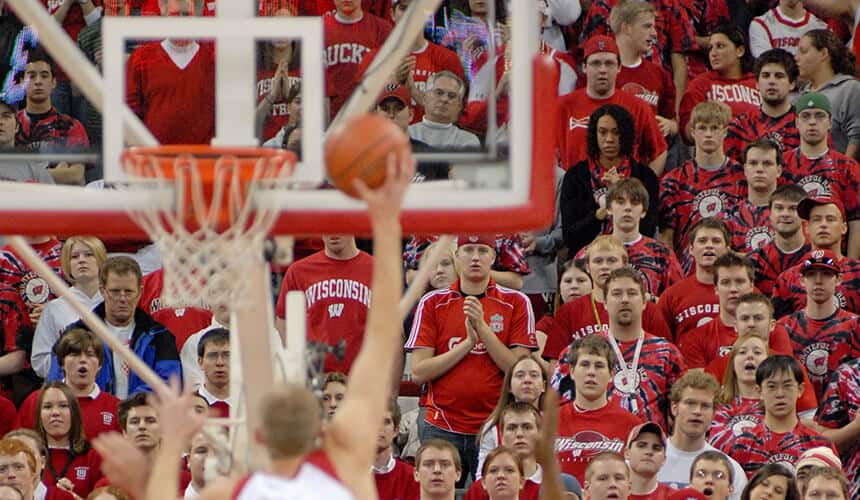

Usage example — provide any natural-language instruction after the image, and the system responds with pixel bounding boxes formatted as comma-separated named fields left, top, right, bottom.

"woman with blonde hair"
left=31, top=236, right=107, bottom=379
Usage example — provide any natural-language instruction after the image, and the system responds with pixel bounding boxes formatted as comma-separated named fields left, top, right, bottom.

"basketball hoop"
left=121, top=145, right=296, bottom=310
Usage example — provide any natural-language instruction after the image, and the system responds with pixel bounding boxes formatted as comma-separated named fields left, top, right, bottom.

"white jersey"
left=749, top=6, right=827, bottom=57
left=233, top=455, right=353, bottom=500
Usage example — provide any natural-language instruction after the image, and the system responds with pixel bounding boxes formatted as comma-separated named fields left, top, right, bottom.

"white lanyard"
left=607, top=330, right=644, bottom=414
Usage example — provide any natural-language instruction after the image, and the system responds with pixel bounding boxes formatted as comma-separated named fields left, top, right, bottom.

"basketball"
left=324, top=113, right=411, bottom=198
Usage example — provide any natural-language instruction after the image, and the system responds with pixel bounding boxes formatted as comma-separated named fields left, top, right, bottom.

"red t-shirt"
left=295, top=0, right=392, bottom=18
left=126, top=41, right=216, bottom=145
left=19, top=388, right=120, bottom=440
left=139, top=270, right=213, bottom=351
left=726, top=198, right=773, bottom=254
left=556, top=401, right=643, bottom=483
left=256, top=67, right=302, bottom=141
left=629, top=483, right=676, bottom=500
left=726, top=422, right=836, bottom=478
left=816, top=359, right=860, bottom=499
left=710, top=397, right=764, bottom=453
left=276, top=250, right=373, bottom=374
left=556, top=90, right=667, bottom=169
left=679, top=71, right=760, bottom=139
left=374, top=457, right=420, bottom=500
left=323, top=12, right=393, bottom=118
left=657, top=276, right=720, bottom=345
left=724, top=108, right=800, bottom=165
left=682, top=317, right=793, bottom=370
left=748, top=241, right=811, bottom=296
left=0, top=395, right=16, bottom=437
left=617, top=59, right=677, bottom=119
left=772, top=254, right=860, bottom=318
left=781, top=147, right=860, bottom=221
left=405, top=279, right=537, bottom=434
left=463, top=478, right=540, bottom=500
left=44, top=447, right=102, bottom=499
left=626, top=236, right=685, bottom=299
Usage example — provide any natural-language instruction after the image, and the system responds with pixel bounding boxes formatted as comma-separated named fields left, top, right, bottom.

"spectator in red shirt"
left=373, top=398, right=419, bottom=500
left=3, top=429, right=47, bottom=500
left=726, top=139, right=783, bottom=254
left=414, top=440, right=461, bottom=500
left=582, top=452, right=632, bottom=500
left=626, top=422, right=675, bottom=500
left=407, top=234, right=536, bottom=485
left=0, top=438, right=39, bottom=500
left=194, top=328, right=230, bottom=418
left=814, top=358, right=860, bottom=498
left=472, top=447, right=527, bottom=500
left=34, top=382, right=102, bottom=499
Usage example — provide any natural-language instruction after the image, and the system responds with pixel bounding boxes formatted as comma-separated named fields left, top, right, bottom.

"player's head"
left=499, top=402, right=541, bottom=459
left=721, top=332, right=769, bottom=404
left=424, top=71, right=466, bottom=124
left=321, top=372, right=348, bottom=421
left=742, top=463, right=799, bottom=500
left=687, top=218, right=730, bottom=271
left=0, top=439, right=37, bottom=500
left=754, top=48, right=798, bottom=105
left=119, top=392, right=161, bottom=452
left=690, top=450, right=735, bottom=500
left=708, top=23, right=752, bottom=75
left=568, top=335, right=616, bottom=403
left=799, top=249, right=841, bottom=306
left=586, top=235, right=628, bottom=288
left=258, top=383, right=322, bottom=459
left=61, top=236, right=107, bottom=284
left=0, top=485, right=23, bottom=500
left=559, top=258, right=592, bottom=304
left=795, top=92, right=832, bottom=147
left=797, top=196, right=847, bottom=250
left=99, top=256, right=143, bottom=327
left=733, top=293, right=774, bottom=338
left=481, top=446, right=525, bottom=499
left=582, top=35, right=621, bottom=97
left=583, top=452, right=631, bottom=500
left=755, top=355, right=803, bottom=419
left=186, top=431, right=216, bottom=491
left=455, top=234, right=496, bottom=284
left=23, top=48, right=56, bottom=106
left=55, top=327, right=103, bottom=390
left=87, top=486, right=130, bottom=500
left=198, top=328, right=230, bottom=390
left=376, top=398, right=401, bottom=454
left=797, top=29, right=856, bottom=82
left=670, top=371, right=720, bottom=441
left=768, top=184, right=806, bottom=238
left=35, top=382, right=87, bottom=455
left=375, top=84, right=413, bottom=132
left=605, top=178, right=648, bottom=235
left=603, top=267, right=646, bottom=328
left=801, top=467, right=849, bottom=500
left=609, top=0, right=656, bottom=55
left=414, top=440, right=461, bottom=497
left=586, top=104, right=635, bottom=162
left=689, top=101, right=732, bottom=155
left=712, top=253, right=755, bottom=316
left=0, top=99, right=19, bottom=149
left=743, top=138, right=783, bottom=195
left=625, top=422, right=667, bottom=480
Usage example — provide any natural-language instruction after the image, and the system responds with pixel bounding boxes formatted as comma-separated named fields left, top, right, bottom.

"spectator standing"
left=194, top=328, right=230, bottom=418
left=373, top=398, right=419, bottom=500
left=626, top=422, right=675, bottom=500
left=738, top=463, right=800, bottom=500
left=408, top=71, right=480, bottom=149
left=749, top=0, right=826, bottom=57
left=414, top=440, right=461, bottom=500
left=582, top=452, right=632, bottom=500
left=688, top=451, right=737, bottom=500
left=726, top=139, right=783, bottom=254
left=0, top=439, right=39, bottom=500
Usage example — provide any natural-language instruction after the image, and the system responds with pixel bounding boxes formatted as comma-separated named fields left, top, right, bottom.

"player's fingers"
left=352, top=178, right=371, bottom=199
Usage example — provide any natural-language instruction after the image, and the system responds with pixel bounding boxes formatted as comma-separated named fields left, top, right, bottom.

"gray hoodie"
left=802, top=74, right=860, bottom=153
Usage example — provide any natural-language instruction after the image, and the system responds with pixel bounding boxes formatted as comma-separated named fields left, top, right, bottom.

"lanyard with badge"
left=590, top=292, right=643, bottom=414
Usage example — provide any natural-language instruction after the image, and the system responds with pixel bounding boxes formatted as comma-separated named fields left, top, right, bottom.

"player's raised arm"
left=325, top=152, right=415, bottom=474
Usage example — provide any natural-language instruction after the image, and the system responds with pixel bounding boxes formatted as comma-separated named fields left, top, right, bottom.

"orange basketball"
left=325, top=113, right=411, bottom=198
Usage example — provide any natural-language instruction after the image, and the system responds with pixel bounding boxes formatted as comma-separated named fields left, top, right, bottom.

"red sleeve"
left=542, top=304, right=575, bottom=360
left=67, top=120, right=90, bottom=148
left=126, top=49, right=145, bottom=118
left=768, top=327, right=794, bottom=355
left=797, top=365, right=818, bottom=412
left=275, top=267, right=299, bottom=320
left=679, top=326, right=708, bottom=369
left=635, top=102, right=668, bottom=163
left=643, top=302, right=672, bottom=341
left=678, top=78, right=706, bottom=142
left=658, top=66, right=677, bottom=120
left=506, top=293, right=537, bottom=349
left=0, top=396, right=16, bottom=436
left=705, top=356, right=729, bottom=382
left=463, top=480, right=486, bottom=500
left=405, top=294, right=439, bottom=350
left=662, top=252, right=685, bottom=294
left=17, top=391, right=37, bottom=429
left=656, top=292, right=677, bottom=343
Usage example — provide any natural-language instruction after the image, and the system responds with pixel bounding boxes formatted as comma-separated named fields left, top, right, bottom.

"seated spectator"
left=472, top=447, right=525, bottom=500
left=727, top=139, right=783, bottom=254
left=118, top=393, right=162, bottom=463
left=408, top=71, right=480, bottom=149
left=749, top=0, right=825, bottom=57
left=739, top=463, right=800, bottom=500
left=559, top=104, right=659, bottom=255
left=801, top=467, right=850, bottom=500
left=194, top=328, right=230, bottom=418
left=793, top=448, right=843, bottom=495
left=689, top=450, right=736, bottom=500
left=625, top=422, right=675, bottom=499
left=659, top=102, right=742, bottom=268
left=47, top=256, right=182, bottom=398
left=374, top=398, right=419, bottom=500
left=3, top=429, right=47, bottom=500
left=180, top=304, right=228, bottom=390
left=0, top=438, right=39, bottom=500
left=32, top=235, right=106, bottom=379
left=19, top=328, right=120, bottom=439
left=814, top=358, right=860, bottom=497
left=185, top=431, right=217, bottom=499
left=679, top=25, right=759, bottom=143
left=657, top=371, right=747, bottom=497
left=34, top=382, right=102, bottom=499
left=321, top=372, right=347, bottom=422
left=581, top=452, right=632, bottom=500
left=477, top=355, right=546, bottom=478
left=796, top=30, right=860, bottom=160
left=414, top=439, right=461, bottom=500
left=555, top=335, right=642, bottom=484
left=16, top=48, right=89, bottom=185
left=726, top=355, right=835, bottom=478
left=0, top=98, right=53, bottom=183
left=534, top=258, right=592, bottom=358
left=748, top=185, right=810, bottom=295
left=724, top=49, right=801, bottom=165
left=783, top=92, right=860, bottom=258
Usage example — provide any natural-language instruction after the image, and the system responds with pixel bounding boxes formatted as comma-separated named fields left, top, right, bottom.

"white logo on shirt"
left=328, top=303, right=344, bottom=318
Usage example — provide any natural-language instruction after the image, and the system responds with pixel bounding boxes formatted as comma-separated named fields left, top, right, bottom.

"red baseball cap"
left=626, top=422, right=667, bottom=450
left=457, top=235, right=496, bottom=249
left=668, top=488, right=708, bottom=500
left=376, top=83, right=411, bottom=107
left=801, top=249, right=840, bottom=275
left=797, top=195, right=846, bottom=221
left=582, top=35, right=619, bottom=60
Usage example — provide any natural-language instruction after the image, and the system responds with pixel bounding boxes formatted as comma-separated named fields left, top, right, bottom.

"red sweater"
left=19, top=387, right=120, bottom=440
left=374, top=457, right=420, bottom=500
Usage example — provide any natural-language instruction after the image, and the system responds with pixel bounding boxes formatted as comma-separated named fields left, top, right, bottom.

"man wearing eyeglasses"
left=656, top=371, right=747, bottom=499
left=688, top=450, right=735, bottom=500
left=194, top=328, right=230, bottom=418
left=407, top=71, right=480, bottom=150
left=47, top=256, right=181, bottom=398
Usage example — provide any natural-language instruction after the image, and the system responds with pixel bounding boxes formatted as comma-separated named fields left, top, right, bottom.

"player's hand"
left=353, top=151, right=416, bottom=221
left=92, top=432, right=149, bottom=498
left=150, top=376, right=206, bottom=446
left=534, top=388, right=559, bottom=467
left=29, top=303, right=45, bottom=325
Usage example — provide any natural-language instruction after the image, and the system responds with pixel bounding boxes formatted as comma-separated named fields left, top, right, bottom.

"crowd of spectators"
left=2, top=0, right=860, bottom=499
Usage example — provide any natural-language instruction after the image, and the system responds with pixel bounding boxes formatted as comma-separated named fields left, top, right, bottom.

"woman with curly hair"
left=559, top=103, right=660, bottom=255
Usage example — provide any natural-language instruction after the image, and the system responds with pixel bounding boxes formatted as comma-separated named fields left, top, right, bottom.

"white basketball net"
left=122, top=150, right=295, bottom=310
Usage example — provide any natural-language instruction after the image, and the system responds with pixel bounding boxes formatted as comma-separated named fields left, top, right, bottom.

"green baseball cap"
left=795, top=92, right=831, bottom=115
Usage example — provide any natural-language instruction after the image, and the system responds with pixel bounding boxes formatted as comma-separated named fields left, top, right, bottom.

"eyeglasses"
left=104, top=288, right=139, bottom=299
left=204, top=351, right=230, bottom=361
left=694, top=469, right=727, bottom=481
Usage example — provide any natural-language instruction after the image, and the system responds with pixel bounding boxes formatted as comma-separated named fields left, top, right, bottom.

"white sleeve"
left=729, top=457, right=748, bottom=500
left=31, top=304, right=60, bottom=379
left=180, top=336, right=204, bottom=390
left=748, top=19, right=772, bottom=59
left=476, top=422, right=499, bottom=480
left=546, top=0, right=582, bottom=26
